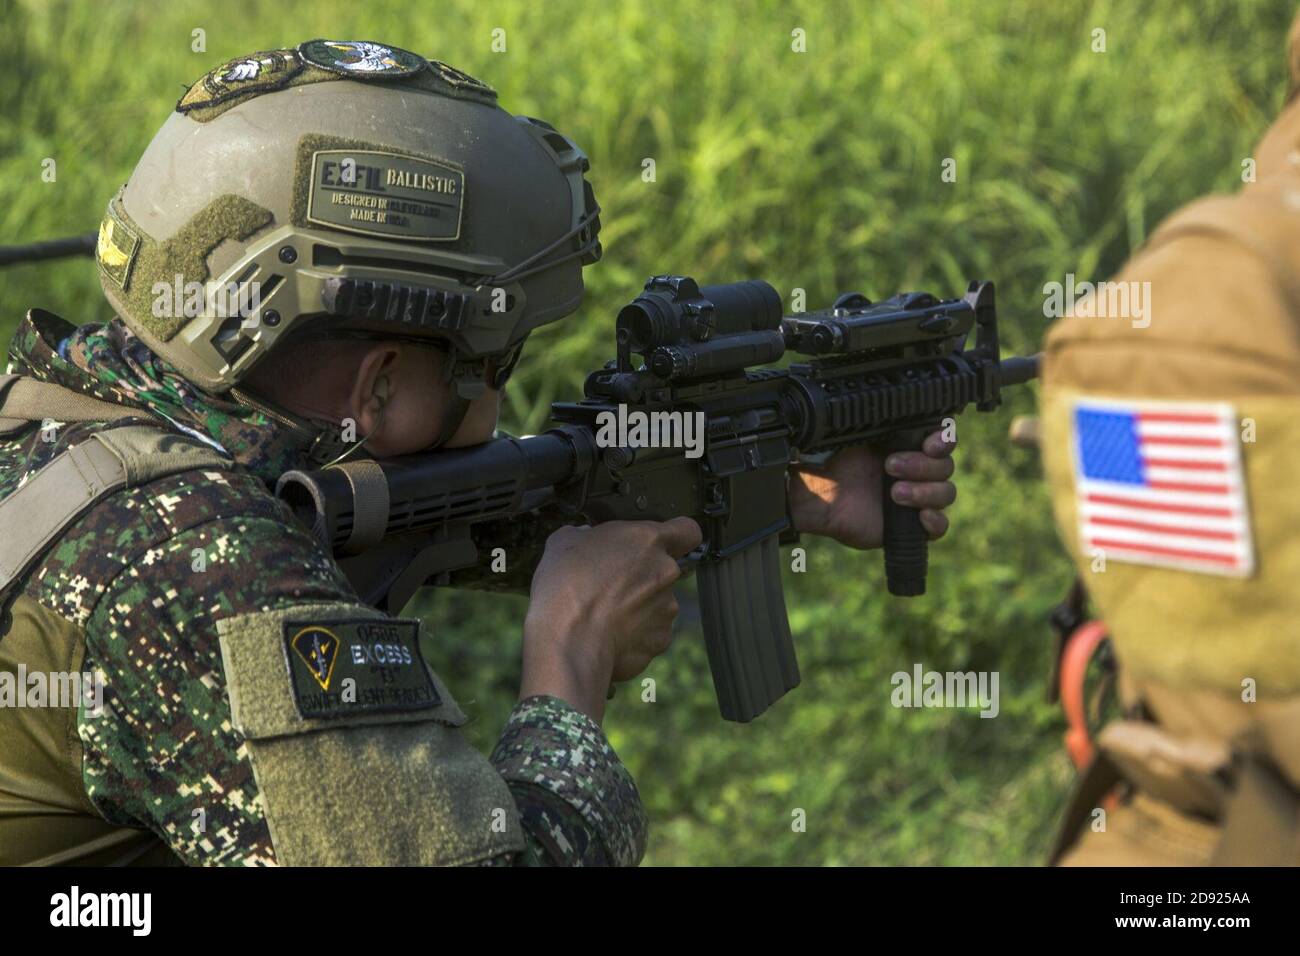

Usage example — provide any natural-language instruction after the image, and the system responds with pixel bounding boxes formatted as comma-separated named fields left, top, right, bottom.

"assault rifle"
left=276, top=276, right=1039, bottom=721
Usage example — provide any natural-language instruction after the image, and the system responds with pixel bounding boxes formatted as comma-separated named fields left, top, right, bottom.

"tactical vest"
left=1040, top=124, right=1300, bottom=864
left=0, top=374, right=230, bottom=864
left=0, top=373, right=525, bottom=865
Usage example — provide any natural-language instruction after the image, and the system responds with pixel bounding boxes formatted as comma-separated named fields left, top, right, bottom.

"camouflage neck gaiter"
left=7, top=310, right=311, bottom=485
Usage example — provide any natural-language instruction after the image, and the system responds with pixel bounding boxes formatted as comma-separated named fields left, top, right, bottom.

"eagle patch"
left=297, top=40, right=428, bottom=79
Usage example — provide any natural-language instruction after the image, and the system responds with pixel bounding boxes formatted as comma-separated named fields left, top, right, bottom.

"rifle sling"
left=334, top=459, right=390, bottom=555
left=0, top=373, right=145, bottom=436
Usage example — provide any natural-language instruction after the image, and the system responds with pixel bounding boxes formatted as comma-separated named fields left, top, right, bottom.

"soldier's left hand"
left=787, top=430, right=956, bottom=549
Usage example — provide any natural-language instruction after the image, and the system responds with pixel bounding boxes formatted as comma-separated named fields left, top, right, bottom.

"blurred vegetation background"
left=1, top=0, right=1292, bottom=864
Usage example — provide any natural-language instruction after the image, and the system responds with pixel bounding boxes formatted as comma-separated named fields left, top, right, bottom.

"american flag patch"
left=1071, top=398, right=1254, bottom=577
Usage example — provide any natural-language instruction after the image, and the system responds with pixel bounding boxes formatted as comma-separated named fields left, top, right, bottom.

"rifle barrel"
left=998, top=353, right=1041, bottom=387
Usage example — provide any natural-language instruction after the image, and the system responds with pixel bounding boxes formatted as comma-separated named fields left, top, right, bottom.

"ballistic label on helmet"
left=307, top=149, right=464, bottom=241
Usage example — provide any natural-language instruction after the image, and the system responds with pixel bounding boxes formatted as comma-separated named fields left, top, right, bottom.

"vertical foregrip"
left=696, top=534, right=801, bottom=722
left=881, top=471, right=928, bottom=596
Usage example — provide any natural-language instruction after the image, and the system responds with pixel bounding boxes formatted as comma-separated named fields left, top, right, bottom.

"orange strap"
left=1059, top=620, right=1109, bottom=768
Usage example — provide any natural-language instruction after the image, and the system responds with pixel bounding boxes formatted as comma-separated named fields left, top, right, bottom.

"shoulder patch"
left=96, top=200, right=141, bottom=289
left=283, top=618, right=441, bottom=719
left=298, top=39, right=427, bottom=79
left=1071, top=397, right=1254, bottom=577
left=177, top=49, right=304, bottom=113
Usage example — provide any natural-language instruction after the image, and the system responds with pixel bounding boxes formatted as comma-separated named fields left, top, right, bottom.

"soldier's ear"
left=348, top=345, right=399, bottom=437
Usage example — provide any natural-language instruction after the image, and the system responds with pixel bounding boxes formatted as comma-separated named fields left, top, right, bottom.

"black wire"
left=0, top=232, right=97, bottom=267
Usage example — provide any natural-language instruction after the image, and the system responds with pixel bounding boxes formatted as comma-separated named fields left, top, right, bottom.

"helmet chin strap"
left=429, top=346, right=491, bottom=450
left=311, top=375, right=391, bottom=468
left=429, top=385, right=472, bottom=450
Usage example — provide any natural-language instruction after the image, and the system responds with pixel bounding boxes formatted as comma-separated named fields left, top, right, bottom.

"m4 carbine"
left=277, top=276, right=1039, bottom=722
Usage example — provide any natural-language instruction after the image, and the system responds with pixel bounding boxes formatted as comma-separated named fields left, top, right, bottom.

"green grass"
left=1, top=0, right=1292, bottom=864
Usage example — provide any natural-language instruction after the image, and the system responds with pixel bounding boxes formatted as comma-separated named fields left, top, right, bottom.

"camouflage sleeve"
left=488, top=695, right=649, bottom=866
left=52, top=472, right=357, bottom=865
left=34, top=466, right=643, bottom=866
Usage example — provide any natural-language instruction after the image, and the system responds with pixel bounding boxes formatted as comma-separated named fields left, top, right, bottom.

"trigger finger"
left=658, top=516, right=704, bottom=557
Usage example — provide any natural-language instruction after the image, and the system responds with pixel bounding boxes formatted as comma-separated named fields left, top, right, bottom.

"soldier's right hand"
left=520, top=517, right=704, bottom=722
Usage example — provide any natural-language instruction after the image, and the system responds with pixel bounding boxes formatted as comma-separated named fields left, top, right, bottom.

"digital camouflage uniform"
left=0, top=41, right=644, bottom=866
left=0, top=311, right=645, bottom=866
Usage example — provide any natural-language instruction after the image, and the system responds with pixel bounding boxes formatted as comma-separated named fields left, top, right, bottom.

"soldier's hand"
left=787, top=430, right=957, bottom=549
left=520, top=516, right=703, bottom=722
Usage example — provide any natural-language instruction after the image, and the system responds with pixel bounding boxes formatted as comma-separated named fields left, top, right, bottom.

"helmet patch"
left=306, top=148, right=464, bottom=242
left=96, top=200, right=141, bottom=289
left=428, top=58, right=495, bottom=95
left=298, top=39, right=427, bottom=78
left=177, top=49, right=304, bottom=113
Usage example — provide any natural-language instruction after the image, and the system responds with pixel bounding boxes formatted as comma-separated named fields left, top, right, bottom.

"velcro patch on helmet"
left=177, top=43, right=497, bottom=122
left=96, top=200, right=141, bottom=289
left=176, top=49, right=304, bottom=113
left=307, top=148, right=464, bottom=241
left=298, top=39, right=427, bottom=79
left=427, top=58, right=495, bottom=96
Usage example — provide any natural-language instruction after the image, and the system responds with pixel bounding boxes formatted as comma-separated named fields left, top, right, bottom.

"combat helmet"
left=94, top=40, right=602, bottom=413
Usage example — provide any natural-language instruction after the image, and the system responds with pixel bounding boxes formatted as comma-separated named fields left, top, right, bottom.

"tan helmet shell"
left=97, top=48, right=600, bottom=392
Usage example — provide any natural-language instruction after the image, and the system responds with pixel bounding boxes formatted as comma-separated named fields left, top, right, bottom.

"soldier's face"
left=362, top=343, right=502, bottom=456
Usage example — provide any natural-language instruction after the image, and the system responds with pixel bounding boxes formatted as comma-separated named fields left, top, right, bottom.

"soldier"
left=0, top=40, right=960, bottom=865
left=1040, top=17, right=1300, bottom=865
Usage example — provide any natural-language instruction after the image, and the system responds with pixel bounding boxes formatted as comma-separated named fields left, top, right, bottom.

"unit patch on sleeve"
left=1071, top=397, right=1255, bottom=577
left=282, top=618, right=441, bottom=719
